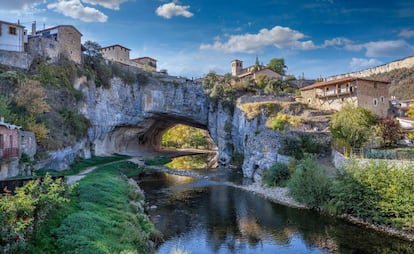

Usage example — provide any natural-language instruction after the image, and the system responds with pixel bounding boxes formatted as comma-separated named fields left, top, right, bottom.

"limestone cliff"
left=39, top=72, right=331, bottom=181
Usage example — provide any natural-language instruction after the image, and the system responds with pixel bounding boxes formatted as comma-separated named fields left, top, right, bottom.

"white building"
left=0, top=20, right=26, bottom=52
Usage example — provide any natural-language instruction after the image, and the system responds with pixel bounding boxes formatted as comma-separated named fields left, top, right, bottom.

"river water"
left=136, top=162, right=414, bottom=254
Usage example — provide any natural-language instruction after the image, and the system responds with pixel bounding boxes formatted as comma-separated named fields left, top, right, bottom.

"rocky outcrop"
left=36, top=72, right=330, bottom=180
left=78, top=75, right=210, bottom=156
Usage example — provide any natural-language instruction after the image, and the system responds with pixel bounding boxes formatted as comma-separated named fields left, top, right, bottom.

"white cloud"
left=1, top=0, right=45, bottom=10
left=363, top=40, right=414, bottom=57
left=156, top=2, right=194, bottom=19
left=399, top=29, right=414, bottom=38
left=82, top=0, right=127, bottom=10
left=200, top=26, right=317, bottom=53
left=349, top=58, right=382, bottom=71
left=323, top=37, right=352, bottom=47
left=47, top=0, right=108, bottom=22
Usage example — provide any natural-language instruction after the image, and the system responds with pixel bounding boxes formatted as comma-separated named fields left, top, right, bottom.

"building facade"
left=0, top=119, right=36, bottom=180
left=100, top=44, right=131, bottom=65
left=299, top=77, right=390, bottom=118
left=231, top=59, right=282, bottom=80
left=101, top=44, right=158, bottom=72
left=28, top=24, right=83, bottom=64
left=131, top=57, right=157, bottom=72
left=0, top=20, right=26, bottom=52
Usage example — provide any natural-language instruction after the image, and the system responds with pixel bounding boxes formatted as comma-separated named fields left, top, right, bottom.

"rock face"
left=79, top=75, right=210, bottom=156
left=38, top=73, right=331, bottom=181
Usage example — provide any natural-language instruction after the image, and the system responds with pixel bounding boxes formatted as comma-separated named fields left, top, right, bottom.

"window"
left=9, top=135, right=13, bottom=148
left=380, top=96, right=384, bottom=103
left=0, top=134, right=3, bottom=149
left=9, top=26, right=17, bottom=35
left=373, top=83, right=377, bottom=89
left=373, top=98, right=378, bottom=106
left=308, top=98, right=311, bottom=103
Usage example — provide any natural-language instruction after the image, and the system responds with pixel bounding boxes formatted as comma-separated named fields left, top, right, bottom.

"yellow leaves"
left=239, top=102, right=281, bottom=120
left=266, top=112, right=302, bottom=131
left=24, top=116, right=49, bottom=142
left=15, top=80, right=51, bottom=115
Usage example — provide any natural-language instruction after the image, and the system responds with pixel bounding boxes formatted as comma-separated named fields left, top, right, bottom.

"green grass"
left=27, top=160, right=155, bottom=253
left=33, top=154, right=129, bottom=177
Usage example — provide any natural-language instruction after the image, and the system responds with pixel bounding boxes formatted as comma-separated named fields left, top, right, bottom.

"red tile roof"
left=300, top=77, right=389, bottom=91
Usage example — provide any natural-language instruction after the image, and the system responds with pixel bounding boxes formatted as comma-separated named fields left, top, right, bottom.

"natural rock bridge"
left=78, top=75, right=225, bottom=160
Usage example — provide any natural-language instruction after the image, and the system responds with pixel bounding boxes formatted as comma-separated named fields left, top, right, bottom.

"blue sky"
left=1, top=0, right=414, bottom=79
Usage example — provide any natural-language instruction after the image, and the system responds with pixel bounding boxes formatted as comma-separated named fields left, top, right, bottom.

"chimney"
left=32, top=21, right=36, bottom=36
left=0, top=117, right=4, bottom=123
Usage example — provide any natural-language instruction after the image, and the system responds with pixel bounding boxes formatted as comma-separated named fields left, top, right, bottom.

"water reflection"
left=137, top=173, right=414, bottom=254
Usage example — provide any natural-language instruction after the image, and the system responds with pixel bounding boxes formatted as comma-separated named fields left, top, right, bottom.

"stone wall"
left=332, top=149, right=414, bottom=170
left=327, top=55, right=414, bottom=81
left=27, top=37, right=62, bottom=63
left=0, top=50, right=32, bottom=69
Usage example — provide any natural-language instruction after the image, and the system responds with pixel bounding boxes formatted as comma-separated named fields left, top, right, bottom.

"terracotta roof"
left=300, top=77, right=389, bottom=91
left=238, top=67, right=281, bottom=78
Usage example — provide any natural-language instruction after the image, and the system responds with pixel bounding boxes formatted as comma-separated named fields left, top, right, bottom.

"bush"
left=287, top=157, right=332, bottom=208
left=262, top=162, right=290, bottom=187
left=330, top=160, right=414, bottom=228
left=0, top=175, right=72, bottom=252
left=278, top=134, right=328, bottom=160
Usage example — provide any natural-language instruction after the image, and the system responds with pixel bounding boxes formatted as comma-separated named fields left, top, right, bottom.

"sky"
left=1, top=0, right=414, bottom=79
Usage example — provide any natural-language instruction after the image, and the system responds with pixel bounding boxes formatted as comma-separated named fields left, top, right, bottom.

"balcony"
left=0, top=148, right=19, bottom=159
left=316, top=89, right=352, bottom=99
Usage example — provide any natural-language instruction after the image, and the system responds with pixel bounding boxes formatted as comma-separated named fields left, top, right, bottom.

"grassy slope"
left=27, top=159, right=155, bottom=254
left=370, top=66, right=414, bottom=99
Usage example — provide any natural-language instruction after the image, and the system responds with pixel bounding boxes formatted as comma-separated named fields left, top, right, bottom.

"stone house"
left=100, top=44, right=157, bottom=71
left=0, top=120, right=20, bottom=180
left=0, top=118, right=36, bottom=180
left=131, top=57, right=157, bottom=72
left=28, top=23, right=83, bottom=64
left=0, top=20, right=26, bottom=52
left=299, top=77, right=390, bottom=118
left=101, top=44, right=131, bottom=65
left=231, top=59, right=282, bottom=81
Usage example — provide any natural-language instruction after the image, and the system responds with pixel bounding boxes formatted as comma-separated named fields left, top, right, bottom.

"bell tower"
left=231, top=59, right=243, bottom=76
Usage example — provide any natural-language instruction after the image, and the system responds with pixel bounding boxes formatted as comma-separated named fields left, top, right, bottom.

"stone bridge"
left=78, top=75, right=221, bottom=157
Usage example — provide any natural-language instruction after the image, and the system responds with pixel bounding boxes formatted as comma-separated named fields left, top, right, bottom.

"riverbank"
left=137, top=160, right=414, bottom=244
left=26, top=159, right=157, bottom=253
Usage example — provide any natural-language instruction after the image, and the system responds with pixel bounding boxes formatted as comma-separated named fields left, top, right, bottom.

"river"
left=135, top=157, right=414, bottom=254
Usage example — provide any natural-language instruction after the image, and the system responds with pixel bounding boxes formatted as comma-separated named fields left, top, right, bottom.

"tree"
left=0, top=95, right=12, bottom=122
left=329, top=104, right=377, bottom=150
left=83, top=40, right=103, bottom=66
left=377, top=118, right=401, bottom=147
left=267, top=58, right=286, bottom=75
left=15, top=80, right=50, bottom=115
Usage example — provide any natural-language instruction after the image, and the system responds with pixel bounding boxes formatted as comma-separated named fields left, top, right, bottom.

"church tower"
left=231, top=59, right=243, bottom=76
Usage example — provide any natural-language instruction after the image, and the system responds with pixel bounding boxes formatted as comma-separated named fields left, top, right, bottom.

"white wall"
left=0, top=22, right=25, bottom=52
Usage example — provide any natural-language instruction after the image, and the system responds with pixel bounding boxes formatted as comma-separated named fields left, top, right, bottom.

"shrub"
left=0, top=174, right=72, bottom=252
left=287, top=157, right=332, bottom=208
left=266, top=112, right=301, bottom=131
left=331, top=160, right=414, bottom=228
left=278, top=134, right=328, bottom=160
left=262, top=162, right=290, bottom=187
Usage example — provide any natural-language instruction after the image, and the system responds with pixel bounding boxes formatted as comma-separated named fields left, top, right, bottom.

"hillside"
left=370, top=66, right=414, bottom=99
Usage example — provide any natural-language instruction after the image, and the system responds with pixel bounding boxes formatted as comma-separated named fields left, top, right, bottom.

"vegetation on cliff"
left=202, top=71, right=298, bottom=110
left=370, top=66, right=414, bottom=99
